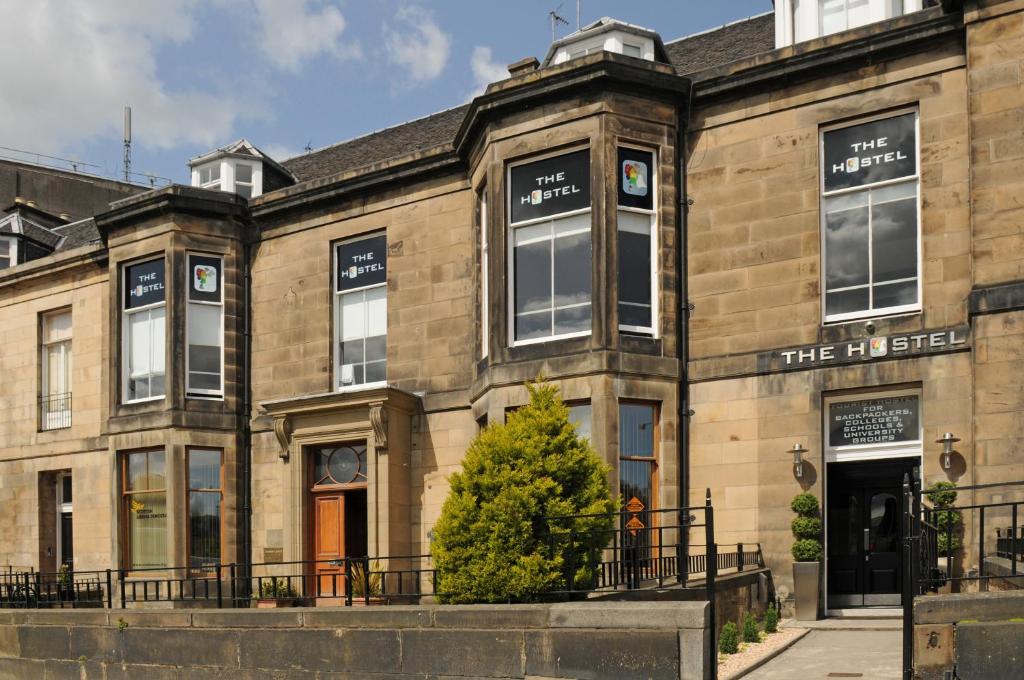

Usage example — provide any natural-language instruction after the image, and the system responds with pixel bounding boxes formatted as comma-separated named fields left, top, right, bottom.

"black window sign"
left=823, top=113, right=916, bottom=192
left=618, top=147, right=654, bottom=210
left=336, top=234, right=387, bottom=292
left=829, top=395, right=919, bottom=448
left=124, top=258, right=165, bottom=309
left=189, top=254, right=222, bottom=303
left=510, top=149, right=590, bottom=224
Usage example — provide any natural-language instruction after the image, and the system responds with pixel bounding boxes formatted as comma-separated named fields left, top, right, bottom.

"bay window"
left=187, top=254, right=224, bottom=397
left=122, top=449, right=167, bottom=570
left=187, top=448, right=222, bottom=573
left=334, top=233, right=387, bottom=389
left=617, top=147, right=657, bottom=335
left=509, top=148, right=592, bottom=344
left=821, top=111, right=920, bottom=322
left=122, top=258, right=166, bottom=402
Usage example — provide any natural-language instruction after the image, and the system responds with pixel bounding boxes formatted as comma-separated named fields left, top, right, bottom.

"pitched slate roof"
left=278, top=13, right=774, bottom=184
left=0, top=213, right=63, bottom=248
left=664, top=12, right=775, bottom=76
left=51, top=218, right=101, bottom=250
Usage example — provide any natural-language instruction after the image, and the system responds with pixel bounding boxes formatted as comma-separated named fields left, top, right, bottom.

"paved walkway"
left=742, top=628, right=902, bottom=679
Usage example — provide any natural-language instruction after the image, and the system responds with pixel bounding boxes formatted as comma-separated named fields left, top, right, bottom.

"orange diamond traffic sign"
left=625, top=497, right=645, bottom=514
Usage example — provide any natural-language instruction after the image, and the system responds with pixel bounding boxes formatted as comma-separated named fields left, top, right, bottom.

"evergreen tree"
left=432, top=381, right=615, bottom=603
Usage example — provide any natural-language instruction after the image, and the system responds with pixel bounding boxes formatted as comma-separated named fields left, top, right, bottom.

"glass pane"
left=150, top=307, right=166, bottom=375
left=365, top=360, right=386, bottom=383
left=847, top=0, right=872, bottom=29
left=821, top=0, right=847, bottom=33
left=873, top=280, right=917, bottom=309
left=553, top=304, right=590, bottom=335
left=314, top=449, right=330, bottom=484
left=620, top=403, right=655, bottom=457
left=824, top=193, right=870, bottom=290
left=829, top=494, right=860, bottom=557
left=869, top=492, right=899, bottom=553
left=365, top=285, right=386, bottom=337
left=515, top=239, right=552, bottom=315
left=46, top=345, right=67, bottom=395
left=62, top=475, right=72, bottom=503
left=189, top=492, right=220, bottom=570
left=127, top=490, right=167, bottom=569
left=568, top=403, right=592, bottom=442
left=43, top=311, right=72, bottom=343
left=619, top=458, right=655, bottom=510
left=826, top=287, right=870, bottom=317
left=237, top=184, right=252, bottom=199
left=622, top=43, right=642, bottom=57
left=553, top=231, right=591, bottom=307
left=127, top=453, right=146, bottom=492
left=871, top=184, right=917, bottom=284
left=0, top=240, right=8, bottom=255
left=189, top=450, right=221, bottom=490
left=129, top=311, right=152, bottom=377
left=188, top=371, right=220, bottom=391
left=619, top=303, right=652, bottom=329
left=235, top=164, right=252, bottom=182
left=342, top=338, right=365, bottom=366
left=341, top=291, right=365, bottom=341
left=365, top=335, right=386, bottom=363
left=189, top=345, right=221, bottom=374
left=328, top=446, right=361, bottom=484
left=60, top=512, right=73, bottom=567
left=618, top=211, right=652, bottom=319
left=516, top=311, right=551, bottom=341
left=189, top=303, right=221, bottom=347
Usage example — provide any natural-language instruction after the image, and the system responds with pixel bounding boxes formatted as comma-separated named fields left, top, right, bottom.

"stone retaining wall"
left=0, top=601, right=711, bottom=680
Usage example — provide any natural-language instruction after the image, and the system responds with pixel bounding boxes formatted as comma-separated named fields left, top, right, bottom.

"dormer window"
left=0, top=236, right=14, bottom=269
left=777, top=0, right=925, bottom=47
left=235, top=164, right=254, bottom=199
left=189, top=139, right=296, bottom=200
left=198, top=164, right=221, bottom=190
left=544, top=18, right=663, bottom=67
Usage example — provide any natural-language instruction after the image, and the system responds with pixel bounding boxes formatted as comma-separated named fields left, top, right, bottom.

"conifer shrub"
left=763, top=604, right=779, bottom=633
left=925, top=481, right=963, bottom=554
left=719, top=622, right=739, bottom=654
left=742, top=612, right=759, bottom=643
left=431, top=381, right=615, bottom=603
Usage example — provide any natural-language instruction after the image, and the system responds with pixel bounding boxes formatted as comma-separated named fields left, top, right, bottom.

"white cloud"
left=383, top=5, right=451, bottom=84
left=261, top=143, right=307, bottom=162
left=0, top=0, right=241, bottom=157
left=250, top=0, right=362, bottom=71
left=470, top=46, right=508, bottom=95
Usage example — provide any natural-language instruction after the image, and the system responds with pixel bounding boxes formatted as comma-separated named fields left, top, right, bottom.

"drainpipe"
left=241, top=218, right=254, bottom=574
left=677, top=81, right=693, bottom=579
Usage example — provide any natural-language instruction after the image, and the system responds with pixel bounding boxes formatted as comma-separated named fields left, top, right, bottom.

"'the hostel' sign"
left=510, top=149, right=590, bottom=224
left=823, top=112, right=916, bottom=192
left=762, top=326, right=969, bottom=371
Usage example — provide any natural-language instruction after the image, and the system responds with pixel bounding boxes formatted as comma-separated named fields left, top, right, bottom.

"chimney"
left=508, top=57, right=540, bottom=77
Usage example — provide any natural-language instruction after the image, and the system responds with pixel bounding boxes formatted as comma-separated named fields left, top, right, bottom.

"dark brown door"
left=313, top=492, right=345, bottom=600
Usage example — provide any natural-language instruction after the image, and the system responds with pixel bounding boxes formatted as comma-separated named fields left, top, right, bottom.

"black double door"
left=826, top=459, right=917, bottom=608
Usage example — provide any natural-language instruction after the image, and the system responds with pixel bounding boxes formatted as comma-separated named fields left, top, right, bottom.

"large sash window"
left=122, top=258, right=166, bottom=402
left=334, top=233, right=387, bottom=389
left=186, top=254, right=224, bottom=397
left=617, top=147, right=657, bottom=335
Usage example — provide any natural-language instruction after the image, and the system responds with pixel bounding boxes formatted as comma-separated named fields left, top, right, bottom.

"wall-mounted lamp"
left=790, top=443, right=808, bottom=478
left=936, top=432, right=960, bottom=470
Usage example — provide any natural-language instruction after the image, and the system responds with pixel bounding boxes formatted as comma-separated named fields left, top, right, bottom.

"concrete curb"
left=722, top=626, right=812, bottom=680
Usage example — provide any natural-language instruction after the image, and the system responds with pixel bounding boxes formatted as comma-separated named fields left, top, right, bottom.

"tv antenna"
left=577, top=0, right=582, bottom=30
left=304, top=140, right=312, bottom=152
left=123, top=105, right=132, bottom=183
left=549, top=4, right=569, bottom=42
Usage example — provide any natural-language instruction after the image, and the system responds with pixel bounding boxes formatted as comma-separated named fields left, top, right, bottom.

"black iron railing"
left=0, top=569, right=111, bottom=609
left=39, top=392, right=72, bottom=431
left=902, top=477, right=1024, bottom=680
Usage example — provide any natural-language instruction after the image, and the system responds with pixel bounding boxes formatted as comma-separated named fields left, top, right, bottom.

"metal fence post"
left=737, top=542, right=744, bottom=572
left=345, top=557, right=353, bottom=607
left=1012, top=504, right=1018, bottom=576
left=216, top=564, right=223, bottom=608
left=119, top=569, right=126, bottom=609
left=229, top=563, right=237, bottom=608
left=105, top=570, right=112, bottom=609
left=23, top=572, right=30, bottom=608
left=704, top=489, right=717, bottom=680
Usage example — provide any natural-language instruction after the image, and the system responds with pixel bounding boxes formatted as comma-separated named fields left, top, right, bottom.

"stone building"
left=0, top=0, right=1021, bottom=615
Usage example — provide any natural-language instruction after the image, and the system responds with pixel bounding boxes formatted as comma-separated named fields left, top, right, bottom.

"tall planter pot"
left=793, top=561, right=820, bottom=621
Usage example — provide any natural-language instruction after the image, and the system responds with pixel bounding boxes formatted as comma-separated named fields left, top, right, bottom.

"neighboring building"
left=1, top=0, right=1021, bottom=615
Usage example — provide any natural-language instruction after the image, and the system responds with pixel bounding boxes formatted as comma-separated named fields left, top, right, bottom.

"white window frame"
left=823, top=387, right=923, bottom=463
left=506, top=145, right=593, bottom=348
left=233, top=162, right=255, bottom=199
left=820, top=109, right=922, bottom=324
left=121, top=257, right=167, bottom=404
left=617, top=144, right=659, bottom=337
left=480, top=189, right=489, bottom=359
left=197, top=162, right=222, bottom=190
left=333, top=232, right=388, bottom=392
left=0, top=236, right=16, bottom=269
left=41, top=309, right=73, bottom=429
left=186, top=253, right=224, bottom=399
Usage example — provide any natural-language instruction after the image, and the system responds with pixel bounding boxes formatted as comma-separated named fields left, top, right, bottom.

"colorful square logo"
left=530, top=189, right=543, bottom=205
left=622, top=160, right=648, bottom=196
left=193, top=265, right=217, bottom=293
left=869, top=337, right=888, bottom=357
left=845, top=157, right=860, bottom=173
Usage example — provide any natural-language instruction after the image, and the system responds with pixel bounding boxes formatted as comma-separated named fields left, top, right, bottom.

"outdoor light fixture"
left=936, top=432, right=960, bottom=470
left=790, top=443, right=808, bottom=478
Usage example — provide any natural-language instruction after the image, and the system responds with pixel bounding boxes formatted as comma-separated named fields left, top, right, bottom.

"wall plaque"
left=829, top=395, right=920, bottom=447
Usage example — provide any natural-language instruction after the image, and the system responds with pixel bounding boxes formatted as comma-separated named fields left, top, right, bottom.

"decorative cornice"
left=260, top=386, right=421, bottom=420
left=273, top=415, right=292, bottom=461
left=94, top=185, right=249, bottom=237
left=369, top=402, right=388, bottom=456
left=970, top=281, right=1024, bottom=317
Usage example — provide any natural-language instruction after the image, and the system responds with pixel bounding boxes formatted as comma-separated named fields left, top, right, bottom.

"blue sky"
left=0, top=1, right=770, bottom=186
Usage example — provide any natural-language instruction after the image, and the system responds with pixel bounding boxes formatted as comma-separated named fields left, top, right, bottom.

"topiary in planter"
left=719, top=622, right=739, bottom=654
left=431, top=381, right=615, bottom=604
left=742, top=612, right=759, bottom=643
left=791, top=493, right=823, bottom=562
left=925, top=481, right=963, bottom=554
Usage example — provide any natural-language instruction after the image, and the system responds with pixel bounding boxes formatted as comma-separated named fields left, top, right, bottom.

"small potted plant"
left=257, top=576, right=298, bottom=608
left=349, top=560, right=385, bottom=605
left=57, top=563, right=73, bottom=603
left=791, top=492, right=823, bottom=621
left=925, top=481, right=962, bottom=591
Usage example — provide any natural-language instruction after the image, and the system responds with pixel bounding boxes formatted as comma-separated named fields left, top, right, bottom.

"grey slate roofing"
left=280, top=13, right=775, bottom=184
left=0, top=213, right=64, bottom=249
left=51, top=218, right=100, bottom=250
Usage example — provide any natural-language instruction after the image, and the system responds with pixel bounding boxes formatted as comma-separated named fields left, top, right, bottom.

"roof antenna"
left=549, top=4, right=569, bottom=42
left=577, top=0, right=581, bottom=30
left=122, top=105, right=132, bottom=183
left=304, top=140, right=312, bottom=153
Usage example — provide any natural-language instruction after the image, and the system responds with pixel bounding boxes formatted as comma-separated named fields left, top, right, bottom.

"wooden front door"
left=313, top=492, right=345, bottom=600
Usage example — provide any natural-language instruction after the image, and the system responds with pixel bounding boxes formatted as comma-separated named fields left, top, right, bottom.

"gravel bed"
left=718, top=622, right=809, bottom=680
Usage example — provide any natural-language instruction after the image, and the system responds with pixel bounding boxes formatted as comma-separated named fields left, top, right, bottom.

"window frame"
left=120, top=448, right=168, bottom=572
left=186, top=252, right=225, bottom=399
left=186, top=447, right=224, bottom=575
left=332, top=231, right=388, bottom=392
left=56, top=472, right=73, bottom=568
left=0, top=235, right=15, bottom=269
left=198, top=163, right=222, bottom=190
left=234, top=162, right=254, bottom=199
left=506, top=144, right=593, bottom=348
left=819, top=108, right=922, bottom=324
left=479, top=187, right=489, bottom=359
left=618, top=399, right=660, bottom=514
left=309, top=442, right=369, bottom=491
left=823, top=387, right=923, bottom=463
left=40, top=308, right=73, bottom=431
left=616, top=144, right=659, bottom=337
left=121, top=256, right=167, bottom=404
